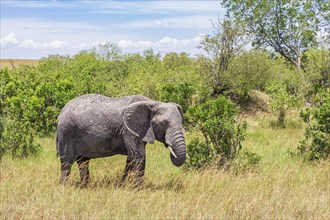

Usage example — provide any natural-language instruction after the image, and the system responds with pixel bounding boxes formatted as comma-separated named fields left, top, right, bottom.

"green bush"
left=163, top=52, right=193, bottom=70
left=159, top=82, right=194, bottom=112
left=232, top=149, right=262, bottom=174
left=1, top=117, right=40, bottom=158
left=298, top=88, right=330, bottom=160
left=0, top=114, right=4, bottom=158
left=0, top=65, right=75, bottom=158
left=224, top=51, right=273, bottom=101
left=303, top=48, right=330, bottom=97
left=185, top=138, right=213, bottom=169
left=185, top=96, right=248, bottom=169
left=266, top=82, right=300, bottom=128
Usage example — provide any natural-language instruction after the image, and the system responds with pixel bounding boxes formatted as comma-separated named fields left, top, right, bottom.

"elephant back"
left=57, top=94, right=152, bottom=131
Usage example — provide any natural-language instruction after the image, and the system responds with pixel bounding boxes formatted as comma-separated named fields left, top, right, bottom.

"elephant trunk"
left=166, top=127, right=186, bottom=167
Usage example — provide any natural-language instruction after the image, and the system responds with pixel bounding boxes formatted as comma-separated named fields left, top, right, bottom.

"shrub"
left=303, top=47, right=330, bottom=97
left=159, top=82, right=194, bottom=112
left=298, top=88, right=330, bottom=160
left=224, top=51, right=273, bottom=101
left=163, top=52, right=193, bottom=70
left=0, top=67, right=68, bottom=158
left=0, top=114, right=4, bottom=158
left=1, top=118, right=40, bottom=158
left=266, top=82, right=300, bottom=128
left=185, top=96, right=248, bottom=169
left=185, top=138, right=213, bottom=169
left=232, top=149, right=262, bottom=174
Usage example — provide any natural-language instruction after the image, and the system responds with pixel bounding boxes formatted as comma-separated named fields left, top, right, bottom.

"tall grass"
left=1, top=113, right=329, bottom=219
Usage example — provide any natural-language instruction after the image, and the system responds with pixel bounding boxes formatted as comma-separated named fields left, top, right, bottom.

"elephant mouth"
left=164, top=143, right=177, bottom=158
left=164, top=143, right=186, bottom=167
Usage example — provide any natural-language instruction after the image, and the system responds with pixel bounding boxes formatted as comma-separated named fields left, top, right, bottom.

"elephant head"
left=123, top=101, right=186, bottom=166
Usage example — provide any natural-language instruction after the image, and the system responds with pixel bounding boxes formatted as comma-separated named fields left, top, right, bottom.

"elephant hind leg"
left=77, top=157, right=90, bottom=188
left=60, top=160, right=73, bottom=184
left=58, top=136, right=75, bottom=185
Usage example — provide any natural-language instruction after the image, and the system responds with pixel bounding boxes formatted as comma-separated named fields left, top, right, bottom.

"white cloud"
left=118, top=40, right=153, bottom=49
left=0, top=33, right=18, bottom=47
left=128, top=15, right=218, bottom=29
left=1, top=18, right=107, bottom=40
left=20, top=39, right=68, bottom=50
left=117, top=35, right=204, bottom=54
left=1, top=1, right=224, bottom=58
left=1, top=33, right=204, bottom=58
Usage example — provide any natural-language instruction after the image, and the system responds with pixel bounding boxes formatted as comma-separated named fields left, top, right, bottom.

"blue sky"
left=1, top=0, right=225, bottom=59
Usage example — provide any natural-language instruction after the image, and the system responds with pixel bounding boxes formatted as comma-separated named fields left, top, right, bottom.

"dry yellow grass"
left=0, top=113, right=329, bottom=219
left=0, top=59, right=39, bottom=69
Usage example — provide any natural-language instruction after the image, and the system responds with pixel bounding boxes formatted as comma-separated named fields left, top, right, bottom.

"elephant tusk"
left=168, top=147, right=177, bottom=158
left=186, top=154, right=190, bottom=159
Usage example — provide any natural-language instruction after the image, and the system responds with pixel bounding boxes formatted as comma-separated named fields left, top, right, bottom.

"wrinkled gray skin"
left=56, top=94, right=186, bottom=186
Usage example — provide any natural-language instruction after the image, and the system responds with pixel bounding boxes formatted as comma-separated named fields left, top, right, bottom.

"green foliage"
left=159, top=82, right=194, bottom=112
left=185, top=96, right=248, bottom=169
left=1, top=66, right=76, bottom=136
left=269, top=56, right=303, bottom=95
left=163, top=52, right=193, bottom=70
left=303, top=48, right=330, bottom=98
left=92, top=42, right=123, bottom=60
left=224, top=50, right=273, bottom=100
left=1, top=118, right=40, bottom=158
left=198, top=18, right=246, bottom=95
left=221, top=0, right=325, bottom=69
left=185, top=138, right=213, bottom=169
left=0, top=114, right=4, bottom=158
left=266, top=82, right=300, bottom=128
left=298, top=88, right=330, bottom=160
left=232, top=149, right=262, bottom=174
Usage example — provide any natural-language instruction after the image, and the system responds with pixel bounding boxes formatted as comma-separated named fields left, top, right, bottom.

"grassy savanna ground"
left=0, top=59, right=39, bottom=69
left=0, top=113, right=329, bottom=219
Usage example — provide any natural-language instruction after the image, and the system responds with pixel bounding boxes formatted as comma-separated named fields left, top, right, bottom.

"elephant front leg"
left=122, top=135, right=146, bottom=186
left=122, top=156, right=146, bottom=186
left=133, top=156, right=146, bottom=182
left=122, top=157, right=133, bottom=183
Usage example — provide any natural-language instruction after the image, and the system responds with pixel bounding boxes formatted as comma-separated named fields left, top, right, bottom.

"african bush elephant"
left=56, top=94, right=186, bottom=186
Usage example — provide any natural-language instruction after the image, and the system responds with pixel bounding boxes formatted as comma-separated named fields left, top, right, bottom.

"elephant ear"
left=169, top=102, right=184, bottom=119
left=123, top=101, right=156, bottom=144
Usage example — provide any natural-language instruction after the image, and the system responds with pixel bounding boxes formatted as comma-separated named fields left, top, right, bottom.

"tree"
left=223, top=50, right=273, bottom=101
left=93, top=42, right=123, bottom=60
left=298, top=88, right=330, bottom=160
left=266, top=82, right=299, bottom=127
left=303, top=47, right=330, bottom=95
left=221, top=0, right=328, bottom=70
left=198, top=18, right=247, bottom=95
left=163, top=52, right=192, bottom=70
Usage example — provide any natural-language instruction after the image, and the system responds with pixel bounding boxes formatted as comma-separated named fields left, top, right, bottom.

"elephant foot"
left=60, top=170, right=71, bottom=185
left=79, top=179, right=90, bottom=188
